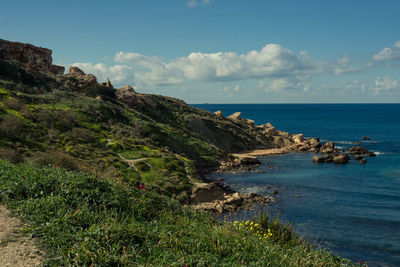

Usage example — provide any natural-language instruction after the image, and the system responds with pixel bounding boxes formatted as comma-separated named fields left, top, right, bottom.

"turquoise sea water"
left=193, top=104, right=400, bottom=267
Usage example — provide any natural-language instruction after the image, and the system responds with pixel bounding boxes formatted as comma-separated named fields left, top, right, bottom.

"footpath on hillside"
left=0, top=205, right=44, bottom=266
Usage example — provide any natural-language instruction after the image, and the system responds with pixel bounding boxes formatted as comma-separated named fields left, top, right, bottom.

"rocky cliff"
left=0, top=38, right=64, bottom=75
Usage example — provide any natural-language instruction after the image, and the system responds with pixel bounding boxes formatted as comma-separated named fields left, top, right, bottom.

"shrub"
left=0, top=113, right=26, bottom=140
left=3, top=98, right=25, bottom=110
left=0, top=148, right=22, bottom=164
left=29, top=150, right=79, bottom=170
left=84, top=85, right=116, bottom=99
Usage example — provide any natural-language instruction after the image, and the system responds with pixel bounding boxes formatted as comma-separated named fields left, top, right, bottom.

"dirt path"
left=118, top=154, right=151, bottom=181
left=0, top=206, right=44, bottom=267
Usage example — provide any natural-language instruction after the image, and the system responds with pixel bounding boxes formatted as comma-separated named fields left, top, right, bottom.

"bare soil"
left=0, top=205, right=44, bottom=267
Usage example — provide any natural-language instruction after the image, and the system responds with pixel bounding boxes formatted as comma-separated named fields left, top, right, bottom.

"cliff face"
left=0, top=38, right=64, bottom=75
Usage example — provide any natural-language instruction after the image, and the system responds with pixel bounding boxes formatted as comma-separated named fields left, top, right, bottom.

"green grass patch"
left=0, top=161, right=354, bottom=266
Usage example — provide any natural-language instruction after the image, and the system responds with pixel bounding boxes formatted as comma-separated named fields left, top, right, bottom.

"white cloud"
left=113, top=44, right=326, bottom=87
left=373, top=76, right=399, bottom=93
left=372, top=41, right=400, bottom=62
left=187, top=0, right=212, bottom=7
left=74, top=43, right=366, bottom=93
left=71, top=63, right=134, bottom=85
left=332, top=56, right=360, bottom=75
left=259, top=77, right=311, bottom=93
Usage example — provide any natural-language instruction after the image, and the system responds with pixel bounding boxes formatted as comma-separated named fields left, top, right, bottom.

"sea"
left=193, top=104, right=400, bottom=267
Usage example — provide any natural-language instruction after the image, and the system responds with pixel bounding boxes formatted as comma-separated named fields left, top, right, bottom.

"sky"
left=1, top=0, right=400, bottom=103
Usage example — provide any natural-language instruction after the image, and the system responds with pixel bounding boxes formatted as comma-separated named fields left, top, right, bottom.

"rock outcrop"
left=213, top=110, right=224, bottom=117
left=0, top=38, right=64, bottom=75
left=347, top=146, right=376, bottom=157
left=190, top=183, right=276, bottom=213
left=218, top=156, right=261, bottom=172
left=57, top=67, right=98, bottom=91
left=227, top=112, right=242, bottom=120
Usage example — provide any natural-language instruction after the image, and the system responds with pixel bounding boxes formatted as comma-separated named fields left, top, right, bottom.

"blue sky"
left=1, top=0, right=400, bottom=103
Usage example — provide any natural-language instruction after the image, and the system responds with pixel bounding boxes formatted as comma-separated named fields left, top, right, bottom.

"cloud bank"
left=372, top=41, right=400, bottom=62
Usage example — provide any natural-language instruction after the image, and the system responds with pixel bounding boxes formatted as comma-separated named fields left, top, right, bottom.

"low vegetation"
left=0, top=161, right=354, bottom=266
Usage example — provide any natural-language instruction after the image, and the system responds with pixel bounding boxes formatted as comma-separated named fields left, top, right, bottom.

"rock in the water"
left=354, top=155, right=363, bottom=160
left=214, top=110, right=224, bottom=117
left=360, top=158, right=367, bottom=164
left=347, top=146, right=376, bottom=157
left=333, top=154, right=350, bottom=164
left=319, top=142, right=336, bottom=154
left=69, top=66, right=85, bottom=75
left=313, top=153, right=336, bottom=163
left=362, top=136, right=371, bottom=140
left=292, top=134, right=304, bottom=143
left=227, top=112, right=241, bottom=120
left=309, top=138, right=321, bottom=147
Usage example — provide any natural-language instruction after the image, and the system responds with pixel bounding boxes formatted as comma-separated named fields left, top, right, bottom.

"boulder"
left=333, top=154, right=350, bottom=164
left=354, top=155, right=363, bottom=160
left=319, top=142, right=336, bottom=154
left=292, top=134, right=304, bottom=144
left=309, top=138, right=321, bottom=147
left=347, top=146, right=376, bottom=156
left=227, top=112, right=241, bottom=120
left=213, top=110, right=224, bottom=117
left=362, top=136, right=371, bottom=140
left=313, top=154, right=335, bottom=163
left=360, top=158, right=367, bottom=164
left=235, top=156, right=261, bottom=166
left=69, top=66, right=85, bottom=75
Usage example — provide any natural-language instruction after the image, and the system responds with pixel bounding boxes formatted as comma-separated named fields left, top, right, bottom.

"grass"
left=0, top=160, right=355, bottom=266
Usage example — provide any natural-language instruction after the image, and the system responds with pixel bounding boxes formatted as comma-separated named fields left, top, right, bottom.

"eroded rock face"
left=0, top=38, right=64, bottom=75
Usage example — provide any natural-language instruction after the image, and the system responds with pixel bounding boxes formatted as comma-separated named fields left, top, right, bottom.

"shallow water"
left=194, top=104, right=400, bottom=266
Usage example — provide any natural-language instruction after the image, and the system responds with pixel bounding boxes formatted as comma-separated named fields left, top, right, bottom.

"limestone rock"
left=333, top=154, right=350, bottom=164
left=68, top=66, right=85, bottom=75
left=319, top=142, right=336, bottom=154
left=0, top=38, right=63, bottom=75
left=227, top=112, right=241, bottom=120
left=292, top=134, right=304, bottom=144
left=102, top=77, right=113, bottom=88
left=347, top=146, right=376, bottom=157
left=50, top=64, right=65, bottom=75
left=213, top=110, right=224, bottom=117
left=264, top=126, right=278, bottom=136
left=309, top=138, right=320, bottom=147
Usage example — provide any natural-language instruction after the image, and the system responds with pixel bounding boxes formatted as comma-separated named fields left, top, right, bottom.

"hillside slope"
left=0, top=38, right=303, bottom=200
